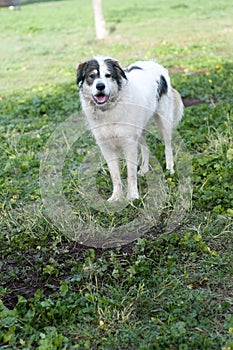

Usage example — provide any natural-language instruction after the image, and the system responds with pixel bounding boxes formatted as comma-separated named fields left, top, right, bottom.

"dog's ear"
left=76, top=61, right=87, bottom=88
left=112, top=60, right=127, bottom=81
left=105, top=58, right=127, bottom=84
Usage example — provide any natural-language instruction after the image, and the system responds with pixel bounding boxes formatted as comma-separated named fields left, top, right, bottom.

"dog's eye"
left=89, top=74, right=96, bottom=79
left=105, top=73, right=111, bottom=78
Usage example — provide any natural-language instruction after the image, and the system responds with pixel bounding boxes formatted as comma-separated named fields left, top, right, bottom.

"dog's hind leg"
left=156, top=114, right=174, bottom=174
left=156, top=90, right=183, bottom=174
left=138, top=130, right=149, bottom=176
left=123, top=139, right=140, bottom=201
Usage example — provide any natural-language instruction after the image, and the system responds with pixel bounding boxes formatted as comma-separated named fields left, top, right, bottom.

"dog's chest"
left=91, top=122, right=129, bottom=142
left=84, top=97, right=146, bottom=145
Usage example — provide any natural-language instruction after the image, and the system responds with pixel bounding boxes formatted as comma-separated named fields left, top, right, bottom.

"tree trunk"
left=92, top=0, right=108, bottom=40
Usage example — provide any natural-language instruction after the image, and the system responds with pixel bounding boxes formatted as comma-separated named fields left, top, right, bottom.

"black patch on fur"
left=157, top=75, right=168, bottom=99
left=125, top=65, right=143, bottom=73
left=77, top=59, right=100, bottom=88
left=104, top=58, right=127, bottom=89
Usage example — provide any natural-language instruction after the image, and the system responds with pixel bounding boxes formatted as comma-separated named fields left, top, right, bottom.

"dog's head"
left=77, top=56, right=127, bottom=108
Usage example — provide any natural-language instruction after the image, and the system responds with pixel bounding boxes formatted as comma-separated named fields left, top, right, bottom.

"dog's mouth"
left=93, top=93, right=110, bottom=105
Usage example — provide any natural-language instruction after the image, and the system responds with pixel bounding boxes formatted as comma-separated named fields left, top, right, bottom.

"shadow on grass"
left=0, top=0, right=65, bottom=7
left=21, top=0, right=64, bottom=4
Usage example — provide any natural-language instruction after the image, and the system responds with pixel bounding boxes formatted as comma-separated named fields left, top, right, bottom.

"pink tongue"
left=96, top=95, right=108, bottom=103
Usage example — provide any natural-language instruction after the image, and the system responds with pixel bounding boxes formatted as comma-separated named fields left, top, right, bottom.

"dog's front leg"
left=107, top=161, right=123, bottom=202
left=98, top=143, right=123, bottom=202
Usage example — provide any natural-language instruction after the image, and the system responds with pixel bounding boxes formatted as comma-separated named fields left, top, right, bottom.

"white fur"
left=78, top=56, right=183, bottom=201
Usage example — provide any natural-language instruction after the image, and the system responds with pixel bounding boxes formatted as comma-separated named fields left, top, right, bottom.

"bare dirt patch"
left=182, top=97, right=206, bottom=107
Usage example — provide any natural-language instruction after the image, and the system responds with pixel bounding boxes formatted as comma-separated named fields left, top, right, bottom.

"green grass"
left=0, top=0, right=233, bottom=349
left=1, top=0, right=233, bottom=93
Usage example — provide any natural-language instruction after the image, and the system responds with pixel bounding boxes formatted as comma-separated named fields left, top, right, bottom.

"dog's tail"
left=172, top=88, right=184, bottom=127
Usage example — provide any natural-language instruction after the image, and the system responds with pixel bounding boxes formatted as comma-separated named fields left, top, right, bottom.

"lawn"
left=0, top=0, right=233, bottom=349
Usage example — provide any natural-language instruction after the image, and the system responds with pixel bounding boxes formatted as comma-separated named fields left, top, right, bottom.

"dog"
left=77, top=56, right=183, bottom=202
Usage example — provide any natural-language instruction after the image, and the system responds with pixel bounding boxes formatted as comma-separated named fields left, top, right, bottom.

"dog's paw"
left=126, top=191, right=139, bottom=201
left=138, top=168, right=148, bottom=177
left=166, top=166, right=174, bottom=175
left=107, top=193, right=124, bottom=202
left=166, top=161, right=174, bottom=175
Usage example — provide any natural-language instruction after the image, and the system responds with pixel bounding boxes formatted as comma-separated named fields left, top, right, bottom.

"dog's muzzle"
left=93, top=94, right=109, bottom=104
left=93, top=82, right=109, bottom=104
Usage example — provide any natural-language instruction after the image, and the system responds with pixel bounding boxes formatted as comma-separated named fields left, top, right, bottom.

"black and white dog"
left=77, top=56, right=183, bottom=202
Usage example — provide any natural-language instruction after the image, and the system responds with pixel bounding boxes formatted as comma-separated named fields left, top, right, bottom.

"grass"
left=1, top=0, right=233, bottom=92
left=0, top=0, right=233, bottom=349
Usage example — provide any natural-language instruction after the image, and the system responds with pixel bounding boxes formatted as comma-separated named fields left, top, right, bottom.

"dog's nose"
left=96, top=82, right=105, bottom=91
